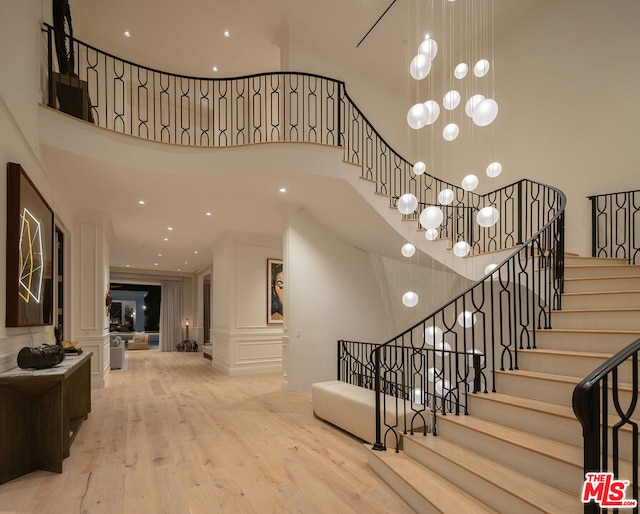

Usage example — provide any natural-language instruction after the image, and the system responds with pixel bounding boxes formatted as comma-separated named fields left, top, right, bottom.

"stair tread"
left=438, top=413, right=583, bottom=468
left=566, top=264, right=640, bottom=269
left=469, top=391, right=575, bottom=419
left=468, top=391, right=639, bottom=431
left=553, top=307, right=640, bottom=313
left=564, top=256, right=628, bottom=263
left=519, top=348, right=614, bottom=359
left=497, top=368, right=636, bottom=391
left=565, top=275, right=640, bottom=281
left=367, top=445, right=498, bottom=514
left=539, top=328, right=640, bottom=335
left=404, top=434, right=581, bottom=514
left=563, top=290, right=640, bottom=296
left=497, top=368, right=582, bottom=383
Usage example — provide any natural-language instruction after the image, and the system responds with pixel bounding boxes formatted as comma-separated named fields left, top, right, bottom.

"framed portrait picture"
left=6, top=163, right=55, bottom=327
left=267, top=258, right=283, bottom=324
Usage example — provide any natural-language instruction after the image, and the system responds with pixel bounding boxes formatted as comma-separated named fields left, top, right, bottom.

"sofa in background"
left=128, top=332, right=150, bottom=350
left=110, top=336, right=125, bottom=369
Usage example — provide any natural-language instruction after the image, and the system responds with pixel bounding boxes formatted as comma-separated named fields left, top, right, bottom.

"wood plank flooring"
left=0, top=352, right=414, bottom=514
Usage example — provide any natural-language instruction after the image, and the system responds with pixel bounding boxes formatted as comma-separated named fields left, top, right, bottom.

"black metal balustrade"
left=44, top=24, right=341, bottom=147
left=590, top=189, right=640, bottom=265
left=338, top=177, right=565, bottom=450
left=573, top=339, right=640, bottom=514
left=44, top=24, right=549, bottom=255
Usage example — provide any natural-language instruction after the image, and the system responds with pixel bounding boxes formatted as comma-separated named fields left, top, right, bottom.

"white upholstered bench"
left=311, top=380, right=425, bottom=449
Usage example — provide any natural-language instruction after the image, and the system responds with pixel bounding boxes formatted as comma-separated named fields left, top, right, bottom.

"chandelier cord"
left=356, top=0, right=399, bottom=48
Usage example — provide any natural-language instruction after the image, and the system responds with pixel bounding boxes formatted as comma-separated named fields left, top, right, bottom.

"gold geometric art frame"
left=6, top=163, right=54, bottom=327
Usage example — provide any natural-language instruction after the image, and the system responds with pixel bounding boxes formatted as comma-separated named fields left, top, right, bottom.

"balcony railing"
left=44, top=24, right=543, bottom=257
left=589, top=189, right=640, bottom=265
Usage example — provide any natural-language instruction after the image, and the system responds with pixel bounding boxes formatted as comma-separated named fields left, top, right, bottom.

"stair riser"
left=551, top=310, right=640, bottom=331
left=495, top=372, right=636, bottom=410
left=565, top=266, right=640, bottom=279
left=517, top=351, right=637, bottom=383
left=564, top=277, right=640, bottom=293
left=562, top=292, right=640, bottom=310
left=435, top=416, right=582, bottom=493
left=564, top=257, right=629, bottom=267
left=367, top=453, right=440, bottom=514
left=467, top=395, right=583, bottom=447
left=402, top=437, right=543, bottom=514
left=535, top=331, right=640, bottom=353
left=466, top=395, right=638, bottom=461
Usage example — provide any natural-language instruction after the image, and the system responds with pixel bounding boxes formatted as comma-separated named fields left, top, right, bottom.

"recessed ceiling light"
left=223, top=30, right=230, bottom=38
left=168, top=227, right=174, bottom=231
left=212, top=66, right=218, bottom=72
left=157, top=253, right=163, bottom=257
left=279, top=187, right=287, bottom=193
left=184, top=261, right=189, bottom=265
left=178, top=268, right=182, bottom=272
left=125, top=264, right=130, bottom=268
left=124, top=30, right=131, bottom=38
left=206, top=212, right=212, bottom=216
left=163, top=238, right=168, bottom=241
left=138, top=200, right=145, bottom=205
left=194, top=250, right=199, bottom=254
left=154, top=263, right=159, bottom=266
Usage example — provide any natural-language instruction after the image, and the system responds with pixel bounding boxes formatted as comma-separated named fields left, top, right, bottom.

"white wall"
left=285, top=209, right=392, bottom=392
left=212, top=232, right=283, bottom=375
left=492, top=0, right=640, bottom=256
left=284, top=208, right=472, bottom=393
left=0, top=0, right=77, bottom=371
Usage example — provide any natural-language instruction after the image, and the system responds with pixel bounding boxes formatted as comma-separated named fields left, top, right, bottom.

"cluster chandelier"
left=399, top=0, right=502, bottom=308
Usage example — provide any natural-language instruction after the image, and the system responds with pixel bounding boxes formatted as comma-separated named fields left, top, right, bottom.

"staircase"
left=367, top=255, right=640, bottom=513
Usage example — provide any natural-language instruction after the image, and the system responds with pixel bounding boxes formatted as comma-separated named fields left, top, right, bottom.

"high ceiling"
left=44, top=0, right=537, bottom=274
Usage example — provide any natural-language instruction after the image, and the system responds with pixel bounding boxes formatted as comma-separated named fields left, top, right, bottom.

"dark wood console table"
left=0, top=352, right=92, bottom=484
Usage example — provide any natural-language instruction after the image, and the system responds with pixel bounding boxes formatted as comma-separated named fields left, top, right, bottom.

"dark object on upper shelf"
left=17, top=344, right=66, bottom=370
left=51, top=72, right=94, bottom=123
left=51, top=0, right=95, bottom=122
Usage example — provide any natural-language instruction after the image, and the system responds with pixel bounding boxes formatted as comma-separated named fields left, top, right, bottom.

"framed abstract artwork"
left=6, top=163, right=54, bottom=327
left=267, top=258, right=283, bottom=324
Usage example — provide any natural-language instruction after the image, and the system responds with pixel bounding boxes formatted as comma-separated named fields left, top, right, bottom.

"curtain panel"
left=159, top=279, right=182, bottom=352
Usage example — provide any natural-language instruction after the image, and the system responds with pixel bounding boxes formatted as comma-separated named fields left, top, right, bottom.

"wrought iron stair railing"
left=589, top=189, right=640, bottom=265
left=573, top=338, right=640, bottom=514
left=339, top=176, right=565, bottom=450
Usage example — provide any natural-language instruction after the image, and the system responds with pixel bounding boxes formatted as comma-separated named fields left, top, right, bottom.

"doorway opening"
left=109, top=283, right=161, bottom=347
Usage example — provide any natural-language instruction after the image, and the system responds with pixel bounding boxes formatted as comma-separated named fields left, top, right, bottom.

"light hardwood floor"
left=0, top=352, right=414, bottom=514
